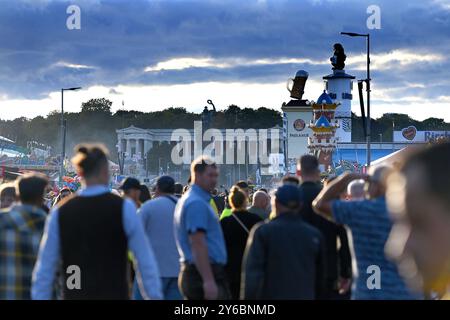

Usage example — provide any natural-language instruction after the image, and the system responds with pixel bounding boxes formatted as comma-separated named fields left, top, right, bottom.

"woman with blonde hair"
left=220, top=185, right=262, bottom=299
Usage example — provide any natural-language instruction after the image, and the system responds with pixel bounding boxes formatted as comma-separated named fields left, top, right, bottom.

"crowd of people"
left=0, top=141, right=449, bottom=300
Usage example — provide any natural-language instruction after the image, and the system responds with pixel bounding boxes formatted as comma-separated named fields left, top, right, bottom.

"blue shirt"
left=332, top=197, right=417, bottom=300
left=174, top=184, right=227, bottom=265
left=138, top=195, right=180, bottom=277
left=31, top=185, right=163, bottom=300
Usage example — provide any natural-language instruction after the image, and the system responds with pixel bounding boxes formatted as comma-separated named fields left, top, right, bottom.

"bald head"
left=252, top=190, right=270, bottom=209
left=347, top=179, right=365, bottom=200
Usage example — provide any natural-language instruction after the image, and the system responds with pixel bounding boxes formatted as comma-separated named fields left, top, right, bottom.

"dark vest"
left=58, top=192, right=128, bottom=300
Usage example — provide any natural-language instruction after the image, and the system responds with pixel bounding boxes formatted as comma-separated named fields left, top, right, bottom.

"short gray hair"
left=347, top=179, right=365, bottom=199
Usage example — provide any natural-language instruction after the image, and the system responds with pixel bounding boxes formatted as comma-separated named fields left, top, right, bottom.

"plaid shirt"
left=0, top=204, right=47, bottom=300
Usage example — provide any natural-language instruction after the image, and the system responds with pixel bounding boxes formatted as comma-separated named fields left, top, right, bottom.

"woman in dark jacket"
left=220, top=186, right=262, bottom=299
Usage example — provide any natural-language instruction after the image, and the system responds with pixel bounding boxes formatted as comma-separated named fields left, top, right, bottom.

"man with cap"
left=133, top=175, right=181, bottom=300
left=241, top=184, right=326, bottom=300
left=313, top=167, right=418, bottom=300
left=120, top=177, right=142, bottom=208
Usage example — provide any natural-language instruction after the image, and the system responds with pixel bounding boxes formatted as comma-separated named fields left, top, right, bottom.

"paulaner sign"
left=394, top=126, right=450, bottom=142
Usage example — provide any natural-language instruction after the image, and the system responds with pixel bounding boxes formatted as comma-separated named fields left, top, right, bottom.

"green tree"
left=81, top=98, right=113, bottom=114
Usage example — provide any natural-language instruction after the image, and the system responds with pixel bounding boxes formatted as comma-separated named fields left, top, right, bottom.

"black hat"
left=275, top=184, right=303, bottom=210
left=119, top=177, right=141, bottom=191
left=235, top=180, right=249, bottom=189
left=156, top=175, right=175, bottom=194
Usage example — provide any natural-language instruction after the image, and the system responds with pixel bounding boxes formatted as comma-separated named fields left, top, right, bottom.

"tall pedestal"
left=323, top=70, right=355, bottom=143
left=281, top=99, right=313, bottom=173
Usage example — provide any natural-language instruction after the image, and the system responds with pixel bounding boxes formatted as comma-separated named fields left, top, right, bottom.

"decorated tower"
left=323, top=43, right=355, bottom=143
left=308, top=91, right=339, bottom=170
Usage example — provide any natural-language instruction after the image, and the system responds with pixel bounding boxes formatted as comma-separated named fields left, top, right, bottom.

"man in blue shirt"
left=313, top=166, right=417, bottom=300
left=174, top=156, right=230, bottom=300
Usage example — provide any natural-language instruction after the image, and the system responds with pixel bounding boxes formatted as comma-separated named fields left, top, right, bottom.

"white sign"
left=394, top=126, right=450, bottom=142
left=268, top=153, right=285, bottom=175
left=284, top=110, right=312, bottom=160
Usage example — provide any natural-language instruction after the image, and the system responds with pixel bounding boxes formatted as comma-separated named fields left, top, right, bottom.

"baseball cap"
left=235, top=180, right=249, bottom=189
left=275, top=184, right=303, bottom=210
left=156, top=175, right=175, bottom=193
left=119, top=177, right=141, bottom=191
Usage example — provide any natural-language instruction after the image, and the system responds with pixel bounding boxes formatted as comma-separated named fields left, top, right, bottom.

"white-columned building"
left=116, top=125, right=284, bottom=179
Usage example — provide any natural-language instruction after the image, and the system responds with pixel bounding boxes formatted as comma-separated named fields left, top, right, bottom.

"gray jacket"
left=241, top=212, right=327, bottom=300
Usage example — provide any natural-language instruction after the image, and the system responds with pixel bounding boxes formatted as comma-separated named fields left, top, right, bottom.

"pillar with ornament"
left=281, top=70, right=313, bottom=173
left=324, top=43, right=355, bottom=143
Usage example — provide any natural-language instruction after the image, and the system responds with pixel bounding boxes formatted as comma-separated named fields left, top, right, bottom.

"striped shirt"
left=332, top=197, right=417, bottom=300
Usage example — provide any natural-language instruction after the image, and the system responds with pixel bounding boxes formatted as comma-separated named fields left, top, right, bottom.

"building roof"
left=317, top=91, right=333, bottom=104
left=0, top=135, right=14, bottom=143
left=315, top=115, right=332, bottom=128
left=323, top=69, right=355, bottom=80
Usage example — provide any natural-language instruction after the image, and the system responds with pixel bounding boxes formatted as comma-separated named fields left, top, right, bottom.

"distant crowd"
left=1, top=141, right=450, bottom=300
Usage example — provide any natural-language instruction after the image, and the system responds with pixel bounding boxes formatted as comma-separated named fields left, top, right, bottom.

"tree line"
left=0, top=98, right=448, bottom=164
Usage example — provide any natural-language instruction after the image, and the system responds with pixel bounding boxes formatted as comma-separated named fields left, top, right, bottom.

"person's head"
left=139, top=184, right=151, bottom=203
left=366, top=165, right=391, bottom=199
left=386, top=143, right=450, bottom=294
left=235, top=180, right=249, bottom=196
left=71, top=143, right=109, bottom=186
left=0, top=183, right=16, bottom=209
left=119, top=177, right=141, bottom=203
left=297, top=155, right=320, bottom=182
left=15, top=173, right=48, bottom=207
left=347, top=179, right=366, bottom=201
left=282, top=175, right=300, bottom=186
left=155, top=175, right=175, bottom=196
left=252, top=190, right=270, bottom=210
left=228, top=186, right=248, bottom=211
left=174, top=183, right=183, bottom=196
left=273, top=184, right=303, bottom=216
left=190, top=156, right=218, bottom=192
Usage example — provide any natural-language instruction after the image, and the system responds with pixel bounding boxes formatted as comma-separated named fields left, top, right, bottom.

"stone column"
left=139, top=139, right=145, bottom=160
left=126, top=139, right=132, bottom=159
left=144, top=139, right=152, bottom=155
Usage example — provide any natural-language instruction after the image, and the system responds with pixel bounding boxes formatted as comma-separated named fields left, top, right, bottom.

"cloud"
left=52, top=61, right=97, bottom=70
left=0, top=0, right=449, bottom=120
left=144, top=57, right=325, bottom=72
left=108, top=88, right=122, bottom=95
left=347, top=50, right=446, bottom=71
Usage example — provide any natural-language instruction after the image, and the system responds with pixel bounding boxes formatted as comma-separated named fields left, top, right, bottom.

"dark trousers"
left=179, top=263, right=231, bottom=300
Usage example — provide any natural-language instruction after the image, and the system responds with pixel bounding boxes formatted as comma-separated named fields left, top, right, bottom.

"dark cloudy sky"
left=0, top=0, right=449, bottom=120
